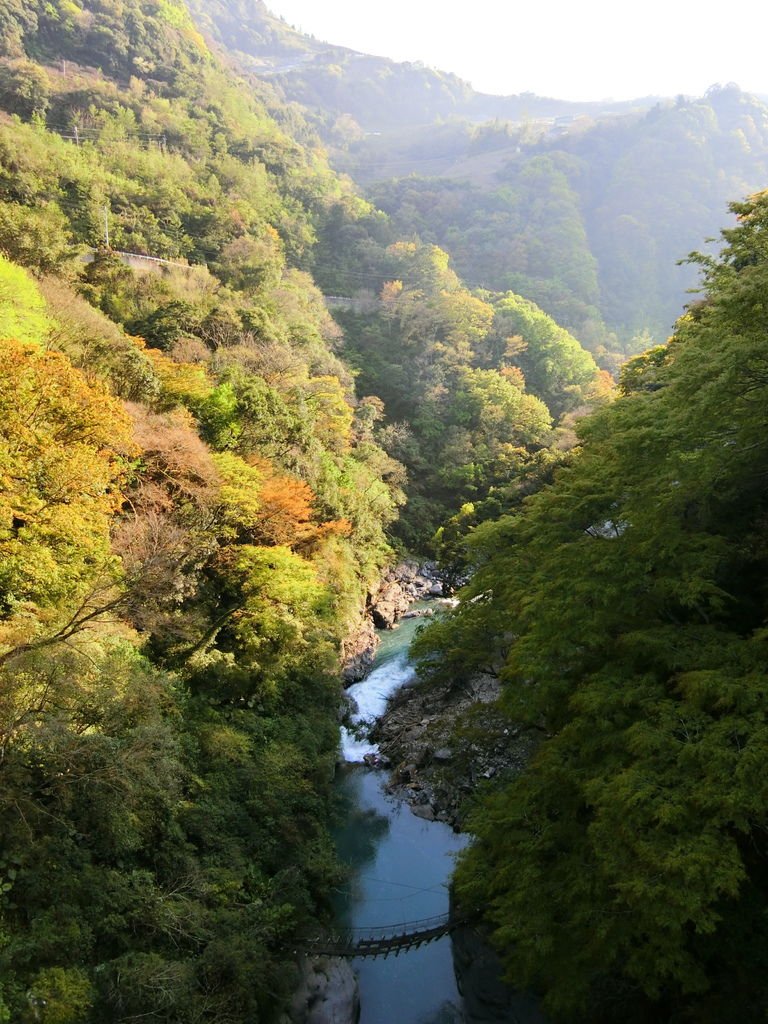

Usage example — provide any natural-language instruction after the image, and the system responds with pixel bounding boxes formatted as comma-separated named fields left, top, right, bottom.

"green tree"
left=422, top=190, right=768, bottom=1021
left=0, top=202, right=76, bottom=274
left=0, top=60, right=49, bottom=118
left=487, top=291, right=601, bottom=417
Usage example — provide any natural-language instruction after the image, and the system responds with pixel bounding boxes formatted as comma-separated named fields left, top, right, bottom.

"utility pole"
left=103, top=206, right=110, bottom=248
left=73, top=125, right=79, bottom=145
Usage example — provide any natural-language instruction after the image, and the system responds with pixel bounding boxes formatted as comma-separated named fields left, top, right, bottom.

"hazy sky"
left=264, top=0, right=764, bottom=102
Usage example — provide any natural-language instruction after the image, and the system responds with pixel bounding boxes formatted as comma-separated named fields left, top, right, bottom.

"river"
left=333, top=612, right=468, bottom=1024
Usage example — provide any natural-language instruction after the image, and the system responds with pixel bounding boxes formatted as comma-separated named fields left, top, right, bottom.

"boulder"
left=362, top=752, right=390, bottom=769
left=370, top=579, right=410, bottom=629
left=290, top=957, right=360, bottom=1024
left=411, top=803, right=436, bottom=821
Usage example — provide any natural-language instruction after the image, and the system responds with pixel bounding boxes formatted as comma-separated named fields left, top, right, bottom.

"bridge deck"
left=298, top=913, right=463, bottom=960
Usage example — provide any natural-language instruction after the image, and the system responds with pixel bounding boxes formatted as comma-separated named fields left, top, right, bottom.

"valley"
left=0, top=2, right=767, bottom=1022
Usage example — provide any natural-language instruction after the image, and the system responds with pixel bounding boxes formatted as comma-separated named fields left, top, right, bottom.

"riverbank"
left=371, top=671, right=537, bottom=829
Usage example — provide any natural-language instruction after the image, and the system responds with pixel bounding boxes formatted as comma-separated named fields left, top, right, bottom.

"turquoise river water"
left=333, top=613, right=468, bottom=1023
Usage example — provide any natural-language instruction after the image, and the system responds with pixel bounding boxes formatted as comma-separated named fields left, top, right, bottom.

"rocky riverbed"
left=371, top=672, right=537, bottom=829
left=344, top=557, right=537, bottom=829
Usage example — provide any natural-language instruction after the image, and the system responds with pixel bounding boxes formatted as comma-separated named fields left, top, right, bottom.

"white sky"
left=264, top=0, right=766, bottom=102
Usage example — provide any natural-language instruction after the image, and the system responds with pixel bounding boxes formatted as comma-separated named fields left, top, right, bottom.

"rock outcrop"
left=371, top=674, right=537, bottom=828
left=287, top=956, right=360, bottom=1024
left=452, top=921, right=548, bottom=1023
left=369, top=560, right=445, bottom=629
left=341, top=561, right=446, bottom=681
left=369, top=575, right=411, bottom=629
left=341, top=617, right=379, bottom=683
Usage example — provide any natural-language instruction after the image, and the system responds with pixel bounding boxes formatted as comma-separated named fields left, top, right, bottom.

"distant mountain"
left=365, top=85, right=768, bottom=352
left=188, top=0, right=658, bottom=132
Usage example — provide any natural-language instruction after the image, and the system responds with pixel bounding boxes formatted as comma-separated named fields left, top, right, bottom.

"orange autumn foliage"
left=247, top=456, right=351, bottom=549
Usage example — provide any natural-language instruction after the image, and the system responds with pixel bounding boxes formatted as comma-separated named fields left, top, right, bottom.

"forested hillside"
left=325, top=241, right=609, bottom=546
left=0, top=0, right=406, bottom=1018
left=191, top=4, right=768, bottom=367
left=363, top=85, right=768, bottom=363
left=415, top=192, right=768, bottom=1022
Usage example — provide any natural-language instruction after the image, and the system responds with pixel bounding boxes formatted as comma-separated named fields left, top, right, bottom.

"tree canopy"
left=415, top=190, right=768, bottom=1022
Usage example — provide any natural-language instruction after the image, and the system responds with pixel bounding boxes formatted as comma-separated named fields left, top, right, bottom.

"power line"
left=360, top=875, right=447, bottom=893
left=45, top=122, right=167, bottom=140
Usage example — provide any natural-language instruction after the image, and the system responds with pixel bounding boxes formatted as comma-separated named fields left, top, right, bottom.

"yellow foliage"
left=0, top=339, right=135, bottom=650
left=380, top=279, right=404, bottom=306
left=305, top=375, right=354, bottom=449
left=144, top=344, right=213, bottom=405
left=212, top=451, right=264, bottom=535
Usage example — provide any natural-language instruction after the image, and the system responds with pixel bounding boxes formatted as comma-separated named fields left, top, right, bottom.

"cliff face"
left=285, top=957, right=360, bottom=1024
left=341, top=561, right=444, bottom=682
left=452, top=919, right=548, bottom=1024
left=341, top=616, right=380, bottom=684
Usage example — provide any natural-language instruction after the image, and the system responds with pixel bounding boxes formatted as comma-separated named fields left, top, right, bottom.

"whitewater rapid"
left=340, top=650, right=415, bottom=761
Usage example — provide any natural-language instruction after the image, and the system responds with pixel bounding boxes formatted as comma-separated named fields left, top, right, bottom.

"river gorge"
left=335, top=613, right=467, bottom=1023
left=318, top=601, right=547, bottom=1024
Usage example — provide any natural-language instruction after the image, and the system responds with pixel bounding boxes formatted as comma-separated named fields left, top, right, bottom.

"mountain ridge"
left=186, top=0, right=661, bottom=131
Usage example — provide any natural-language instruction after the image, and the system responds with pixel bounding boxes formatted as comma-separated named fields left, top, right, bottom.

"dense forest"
left=414, top=193, right=768, bottom=1021
left=2, top=0, right=767, bottom=1022
left=362, top=85, right=768, bottom=359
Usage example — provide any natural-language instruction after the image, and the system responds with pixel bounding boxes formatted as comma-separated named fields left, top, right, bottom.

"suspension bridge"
left=297, top=912, right=467, bottom=960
